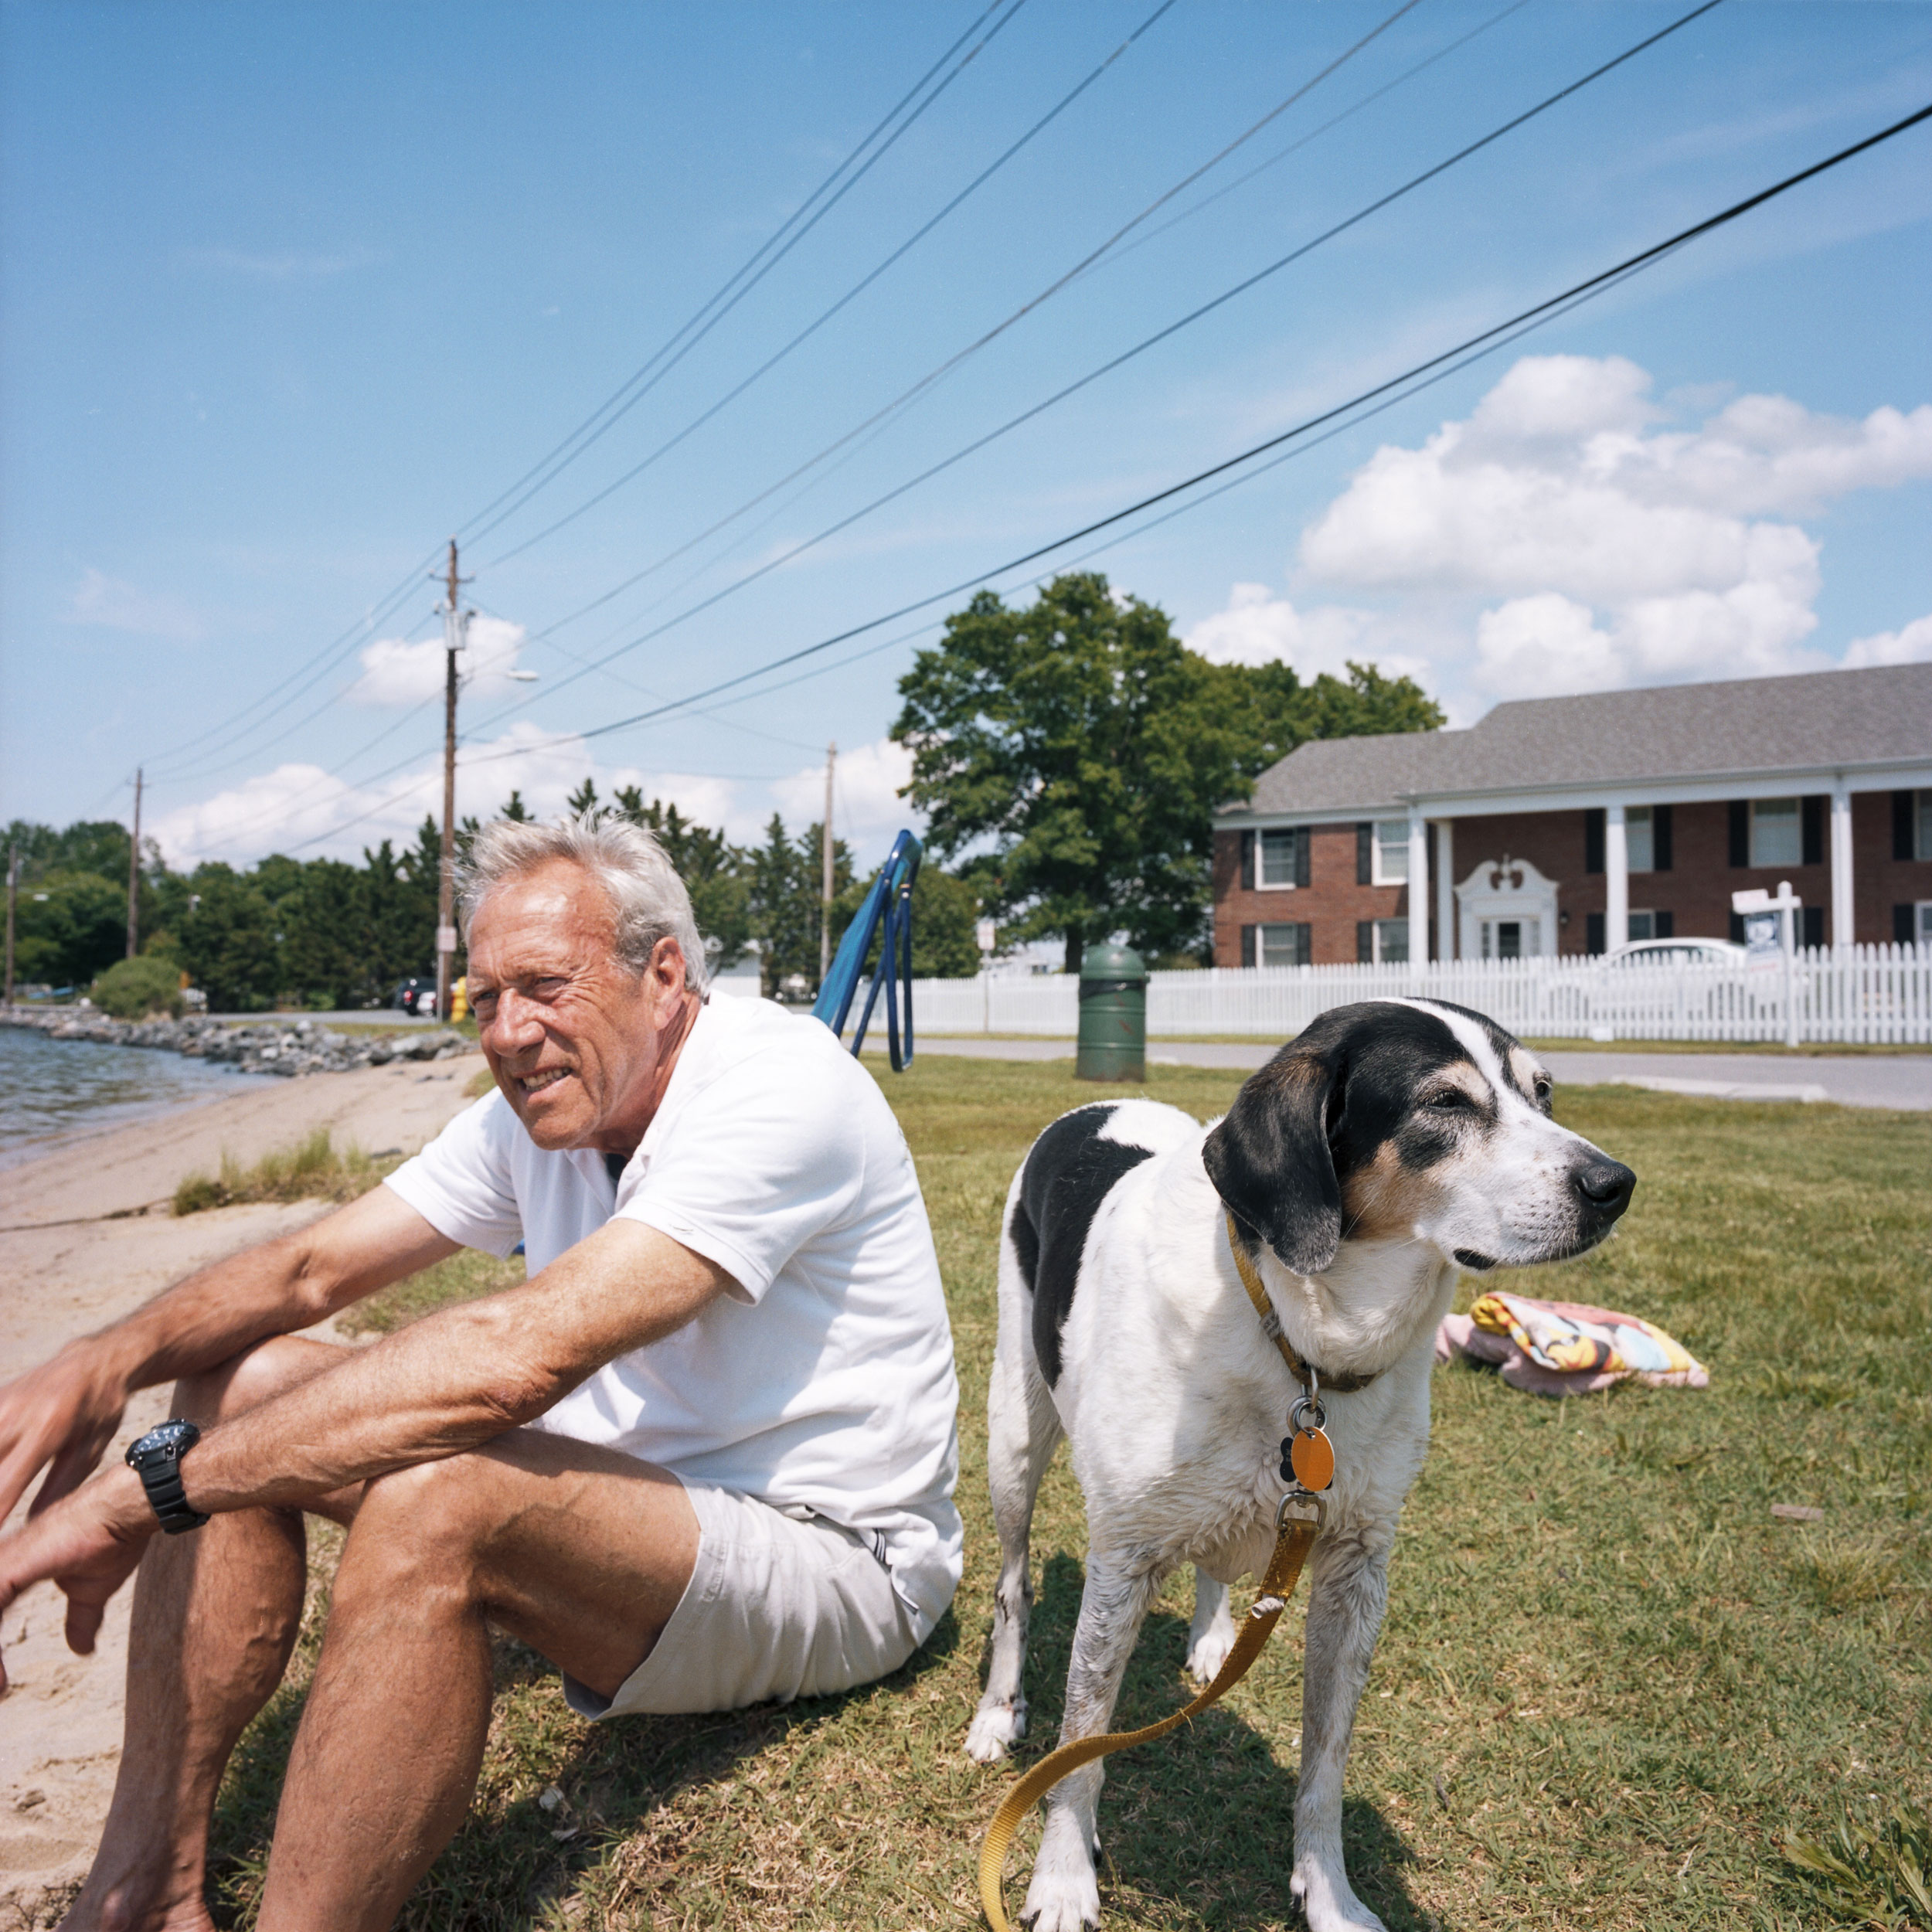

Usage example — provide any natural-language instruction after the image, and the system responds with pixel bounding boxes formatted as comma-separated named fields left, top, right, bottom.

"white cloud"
left=1185, top=583, right=1420, bottom=681
left=1294, top=354, right=1932, bottom=699
left=770, top=737, right=917, bottom=859
left=348, top=616, right=536, bottom=706
left=1842, top=613, right=1932, bottom=668
left=65, top=568, right=205, bottom=641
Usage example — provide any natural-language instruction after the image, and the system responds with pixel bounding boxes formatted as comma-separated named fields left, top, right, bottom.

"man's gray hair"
left=457, top=815, right=708, bottom=992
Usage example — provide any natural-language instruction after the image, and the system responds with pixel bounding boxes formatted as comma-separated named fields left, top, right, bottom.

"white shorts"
left=561, top=1476, right=923, bottom=1719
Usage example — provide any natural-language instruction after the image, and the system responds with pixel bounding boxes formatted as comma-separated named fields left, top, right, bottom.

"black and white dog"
left=965, top=999, right=1635, bottom=1931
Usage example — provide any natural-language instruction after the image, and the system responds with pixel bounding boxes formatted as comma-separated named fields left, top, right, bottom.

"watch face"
left=128, top=1418, right=199, bottom=1466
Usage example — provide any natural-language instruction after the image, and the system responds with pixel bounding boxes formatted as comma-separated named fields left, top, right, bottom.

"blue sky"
left=4, top=0, right=1929, bottom=866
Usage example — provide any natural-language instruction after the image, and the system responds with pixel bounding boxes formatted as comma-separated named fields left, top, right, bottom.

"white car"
left=1603, top=937, right=1747, bottom=968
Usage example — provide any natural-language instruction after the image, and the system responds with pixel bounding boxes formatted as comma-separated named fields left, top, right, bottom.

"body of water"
left=0, top=1024, right=258, bottom=1164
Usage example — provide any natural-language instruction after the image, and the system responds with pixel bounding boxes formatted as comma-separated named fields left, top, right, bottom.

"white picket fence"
left=906, top=944, right=1932, bottom=1045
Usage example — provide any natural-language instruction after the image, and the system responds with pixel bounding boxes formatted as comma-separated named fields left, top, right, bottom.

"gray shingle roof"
left=1226, top=663, right=1932, bottom=818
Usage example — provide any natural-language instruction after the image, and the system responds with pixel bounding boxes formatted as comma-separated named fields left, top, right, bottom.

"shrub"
left=91, top=954, right=186, bottom=1020
left=172, top=1130, right=391, bottom=1216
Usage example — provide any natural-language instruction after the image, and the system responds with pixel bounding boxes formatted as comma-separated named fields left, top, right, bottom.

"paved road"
left=864, top=1036, right=1932, bottom=1110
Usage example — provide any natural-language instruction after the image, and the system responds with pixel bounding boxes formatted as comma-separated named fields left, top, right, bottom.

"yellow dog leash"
left=978, top=1216, right=1338, bottom=1932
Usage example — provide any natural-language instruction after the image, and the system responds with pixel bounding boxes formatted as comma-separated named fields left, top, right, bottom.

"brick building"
left=1213, top=662, right=1932, bottom=968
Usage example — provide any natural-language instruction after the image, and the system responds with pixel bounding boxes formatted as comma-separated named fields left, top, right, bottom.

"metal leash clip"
left=1277, top=1487, right=1326, bottom=1533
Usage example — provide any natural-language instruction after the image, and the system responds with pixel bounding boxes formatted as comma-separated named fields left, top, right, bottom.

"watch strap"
left=128, top=1434, right=211, bottom=1535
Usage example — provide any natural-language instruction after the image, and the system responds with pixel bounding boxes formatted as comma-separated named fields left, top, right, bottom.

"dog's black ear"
left=1202, top=1048, right=1342, bottom=1277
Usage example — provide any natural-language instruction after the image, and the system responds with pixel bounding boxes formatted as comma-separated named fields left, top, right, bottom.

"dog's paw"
left=1184, top=1619, right=1236, bottom=1685
left=1019, top=1849, right=1100, bottom=1931
left=965, top=1697, right=1027, bottom=1764
left=1291, top=1860, right=1388, bottom=1932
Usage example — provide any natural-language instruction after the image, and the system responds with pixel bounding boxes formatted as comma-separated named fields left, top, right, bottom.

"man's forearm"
left=175, top=1219, right=731, bottom=1515
left=57, top=1187, right=457, bottom=1403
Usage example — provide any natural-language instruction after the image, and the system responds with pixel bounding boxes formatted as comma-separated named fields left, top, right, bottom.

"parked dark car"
left=393, top=976, right=438, bottom=1017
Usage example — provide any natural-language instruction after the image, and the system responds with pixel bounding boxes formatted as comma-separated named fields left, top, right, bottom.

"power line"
left=455, top=0, right=1032, bottom=553
left=482, top=0, right=1188, bottom=570
left=456, top=97, right=1931, bottom=770
left=481, top=0, right=1438, bottom=653
left=468, top=0, right=1725, bottom=736
left=133, top=8, right=1017, bottom=788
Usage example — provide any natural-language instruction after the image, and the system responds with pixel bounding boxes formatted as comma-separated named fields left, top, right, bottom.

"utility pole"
left=125, top=768, right=144, bottom=959
left=437, top=539, right=470, bottom=1022
left=820, top=741, right=836, bottom=985
left=5, top=845, right=17, bottom=1009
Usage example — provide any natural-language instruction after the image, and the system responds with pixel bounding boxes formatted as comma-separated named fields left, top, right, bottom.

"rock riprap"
left=1, top=1007, right=470, bottom=1077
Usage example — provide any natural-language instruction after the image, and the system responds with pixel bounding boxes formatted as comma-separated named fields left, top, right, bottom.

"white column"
left=1604, top=802, right=1629, bottom=953
left=1831, top=784, right=1855, bottom=950
left=1434, top=819, right=1454, bottom=961
left=1407, top=807, right=1429, bottom=975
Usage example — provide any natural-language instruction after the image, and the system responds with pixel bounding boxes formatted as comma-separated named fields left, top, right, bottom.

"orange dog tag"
left=1289, top=1427, right=1335, bottom=1492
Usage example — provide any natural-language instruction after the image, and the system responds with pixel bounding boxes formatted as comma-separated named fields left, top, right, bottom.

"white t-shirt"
left=382, top=995, right=962, bottom=1636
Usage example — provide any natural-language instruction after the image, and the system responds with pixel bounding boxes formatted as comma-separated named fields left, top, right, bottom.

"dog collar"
left=1223, top=1210, right=1379, bottom=1396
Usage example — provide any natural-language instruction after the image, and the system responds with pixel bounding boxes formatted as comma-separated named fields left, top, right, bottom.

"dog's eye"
left=1425, top=1090, right=1471, bottom=1111
left=1533, top=1079, right=1553, bottom=1105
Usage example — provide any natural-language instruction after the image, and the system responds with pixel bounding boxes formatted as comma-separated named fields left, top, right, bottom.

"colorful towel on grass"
left=1434, top=1291, right=1708, bottom=1397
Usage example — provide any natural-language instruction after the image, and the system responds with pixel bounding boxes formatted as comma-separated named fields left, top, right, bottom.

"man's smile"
left=515, top=1066, right=575, bottom=1096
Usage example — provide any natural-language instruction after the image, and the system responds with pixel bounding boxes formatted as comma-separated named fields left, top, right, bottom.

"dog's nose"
left=1573, top=1159, right=1636, bottom=1218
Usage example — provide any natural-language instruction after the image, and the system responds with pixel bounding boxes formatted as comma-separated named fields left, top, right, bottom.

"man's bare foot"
left=60, top=1858, right=218, bottom=1932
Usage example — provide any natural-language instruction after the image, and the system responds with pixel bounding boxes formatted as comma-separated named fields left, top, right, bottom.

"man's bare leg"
left=257, top=1430, right=697, bottom=1932
left=65, top=1338, right=349, bottom=1932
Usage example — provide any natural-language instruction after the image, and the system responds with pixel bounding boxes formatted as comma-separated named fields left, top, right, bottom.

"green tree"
left=498, top=790, right=532, bottom=822
left=746, top=817, right=852, bottom=995
left=178, top=866, right=280, bottom=1011
left=893, top=574, right=1255, bottom=971
left=281, top=859, right=370, bottom=1008
left=566, top=778, right=599, bottom=818
left=894, top=573, right=1444, bottom=971
left=11, top=869, right=127, bottom=985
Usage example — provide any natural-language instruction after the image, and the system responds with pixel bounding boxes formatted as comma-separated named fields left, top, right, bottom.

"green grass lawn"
left=206, top=1061, right=1930, bottom=1930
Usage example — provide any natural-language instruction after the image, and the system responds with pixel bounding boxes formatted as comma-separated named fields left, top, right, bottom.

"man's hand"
left=0, top=1464, right=155, bottom=1693
left=0, top=1345, right=129, bottom=1523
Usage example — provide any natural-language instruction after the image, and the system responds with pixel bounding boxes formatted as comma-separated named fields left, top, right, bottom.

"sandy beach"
left=0, top=1052, right=488, bottom=1927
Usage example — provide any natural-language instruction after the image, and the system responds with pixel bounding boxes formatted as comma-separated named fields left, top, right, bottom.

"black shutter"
left=1802, top=906, right=1825, bottom=949
left=1583, top=808, right=1604, bottom=875
left=1295, top=828, right=1311, bottom=888
left=1586, top=911, right=1604, bottom=955
left=1356, top=920, right=1374, bottom=963
left=1896, top=791, right=1917, bottom=862
left=1294, top=923, right=1312, bottom=967
left=1730, top=911, right=1747, bottom=944
left=1729, top=801, right=1750, bottom=868
left=1356, top=822, right=1372, bottom=885
left=1802, top=796, right=1825, bottom=866
left=1895, top=905, right=1915, bottom=946
left=1240, top=830, right=1255, bottom=890
left=1653, top=803, right=1673, bottom=872
left=1654, top=910, right=1675, bottom=939
left=1241, top=923, right=1257, bottom=968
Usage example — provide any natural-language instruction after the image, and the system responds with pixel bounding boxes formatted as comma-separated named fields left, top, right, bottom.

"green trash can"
left=1076, top=942, right=1147, bottom=1082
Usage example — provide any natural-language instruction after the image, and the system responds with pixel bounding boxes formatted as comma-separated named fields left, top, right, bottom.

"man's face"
left=464, top=859, right=687, bottom=1152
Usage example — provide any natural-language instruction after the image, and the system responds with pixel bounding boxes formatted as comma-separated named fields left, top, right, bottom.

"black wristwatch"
left=125, top=1419, right=210, bottom=1534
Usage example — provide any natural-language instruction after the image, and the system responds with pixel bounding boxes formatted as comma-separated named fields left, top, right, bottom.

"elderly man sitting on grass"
left=0, top=817, right=962, bottom=1932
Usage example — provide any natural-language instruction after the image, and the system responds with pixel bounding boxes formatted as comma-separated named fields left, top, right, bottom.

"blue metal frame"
left=811, top=829, right=921, bottom=1070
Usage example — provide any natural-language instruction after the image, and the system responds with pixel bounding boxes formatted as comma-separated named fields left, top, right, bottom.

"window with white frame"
left=1750, top=798, right=1801, bottom=868
left=1372, top=819, right=1409, bottom=883
left=1626, top=806, right=1655, bottom=872
left=1917, top=903, right=1932, bottom=947
left=1257, top=827, right=1299, bottom=887
left=1373, top=918, right=1409, bottom=964
left=1258, top=922, right=1311, bottom=968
